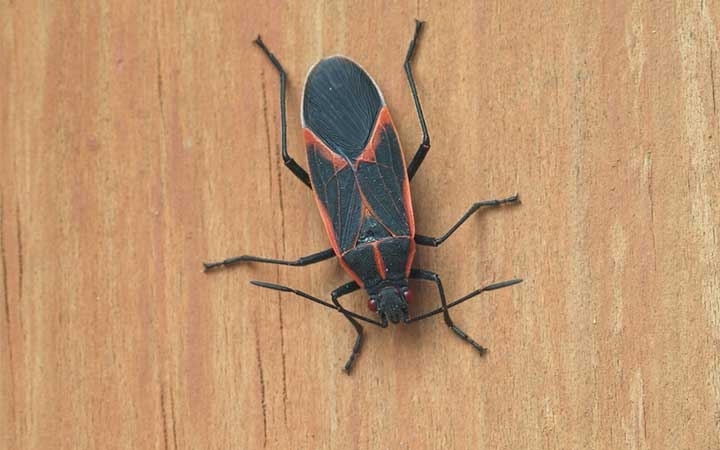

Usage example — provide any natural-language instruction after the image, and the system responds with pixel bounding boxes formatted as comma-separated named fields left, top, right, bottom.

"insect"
left=204, top=20, right=521, bottom=373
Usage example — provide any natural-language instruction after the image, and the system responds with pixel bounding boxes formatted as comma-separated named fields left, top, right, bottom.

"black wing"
left=302, top=56, right=383, bottom=158
left=354, top=114, right=412, bottom=239
left=303, top=56, right=414, bottom=254
left=306, top=141, right=364, bottom=253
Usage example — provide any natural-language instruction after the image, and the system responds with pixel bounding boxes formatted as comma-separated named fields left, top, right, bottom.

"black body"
left=301, top=55, right=416, bottom=306
left=203, top=21, right=522, bottom=373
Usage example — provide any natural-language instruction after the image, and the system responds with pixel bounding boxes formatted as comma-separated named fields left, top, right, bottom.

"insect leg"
left=332, top=282, right=367, bottom=373
left=404, top=20, right=431, bottom=181
left=415, top=194, right=520, bottom=247
left=254, top=36, right=312, bottom=189
left=249, top=280, right=383, bottom=326
left=408, top=278, right=522, bottom=322
left=203, top=248, right=335, bottom=271
left=410, top=268, right=487, bottom=354
left=250, top=279, right=382, bottom=372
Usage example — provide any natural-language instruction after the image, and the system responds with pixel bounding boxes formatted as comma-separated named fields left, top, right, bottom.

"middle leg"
left=332, top=281, right=366, bottom=373
left=203, top=248, right=335, bottom=271
left=415, top=194, right=520, bottom=247
left=248, top=279, right=383, bottom=372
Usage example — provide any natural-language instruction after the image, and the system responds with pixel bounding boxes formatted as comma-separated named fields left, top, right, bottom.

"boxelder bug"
left=204, top=20, right=521, bottom=373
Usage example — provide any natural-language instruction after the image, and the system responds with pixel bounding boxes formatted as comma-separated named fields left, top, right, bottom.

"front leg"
left=247, top=280, right=383, bottom=373
left=409, top=278, right=523, bottom=322
left=410, top=269, right=487, bottom=354
left=331, top=282, right=387, bottom=373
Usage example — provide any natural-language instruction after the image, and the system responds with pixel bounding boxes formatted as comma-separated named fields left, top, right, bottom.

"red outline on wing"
left=371, top=242, right=387, bottom=280
left=304, top=106, right=418, bottom=283
left=304, top=129, right=365, bottom=287
left=361, top=109, right=417, bottom=276
left=357, top=107, right=415, bottom=237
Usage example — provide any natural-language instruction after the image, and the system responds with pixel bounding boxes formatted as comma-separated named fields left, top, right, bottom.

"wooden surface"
left=2, top=1, right=719, bottom=449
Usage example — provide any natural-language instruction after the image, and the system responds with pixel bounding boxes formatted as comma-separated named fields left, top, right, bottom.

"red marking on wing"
left=303, top=108, right=415, bottom=283
left=311, top=196, right=365, bottom=287
left=405, top=238, right=416, bottom=277
left=371, top=243, right=387, bottom=280
left=337, top=255, right=365, bottom=287
left=304, top=128, right=349, bottom=173
left=303, top=129, right=343, bottom=255
left=354, top=106, right=392, bottom=166
left=401, top=164, right=415, bottom=236
left=304, top=128, right=365, bottom=286
left=372, top=106, right=416, bottom=237
left=357, top=106, right=415, bottom=237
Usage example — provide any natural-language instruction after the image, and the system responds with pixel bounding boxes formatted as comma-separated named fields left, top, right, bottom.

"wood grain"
left=2, top=1, right=719, bottom=449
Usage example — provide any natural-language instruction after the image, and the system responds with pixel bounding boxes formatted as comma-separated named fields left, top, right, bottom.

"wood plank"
left=2, top=1, right=719, bottom=449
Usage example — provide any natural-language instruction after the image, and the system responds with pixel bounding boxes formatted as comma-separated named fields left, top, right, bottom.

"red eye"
left=403, top=289, right=413, bottom=303
left=368, top=298, right=377, bottom=312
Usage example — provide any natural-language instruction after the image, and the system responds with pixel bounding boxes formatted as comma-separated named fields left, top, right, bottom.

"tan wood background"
left=2, top=1, right=720, bottom=449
